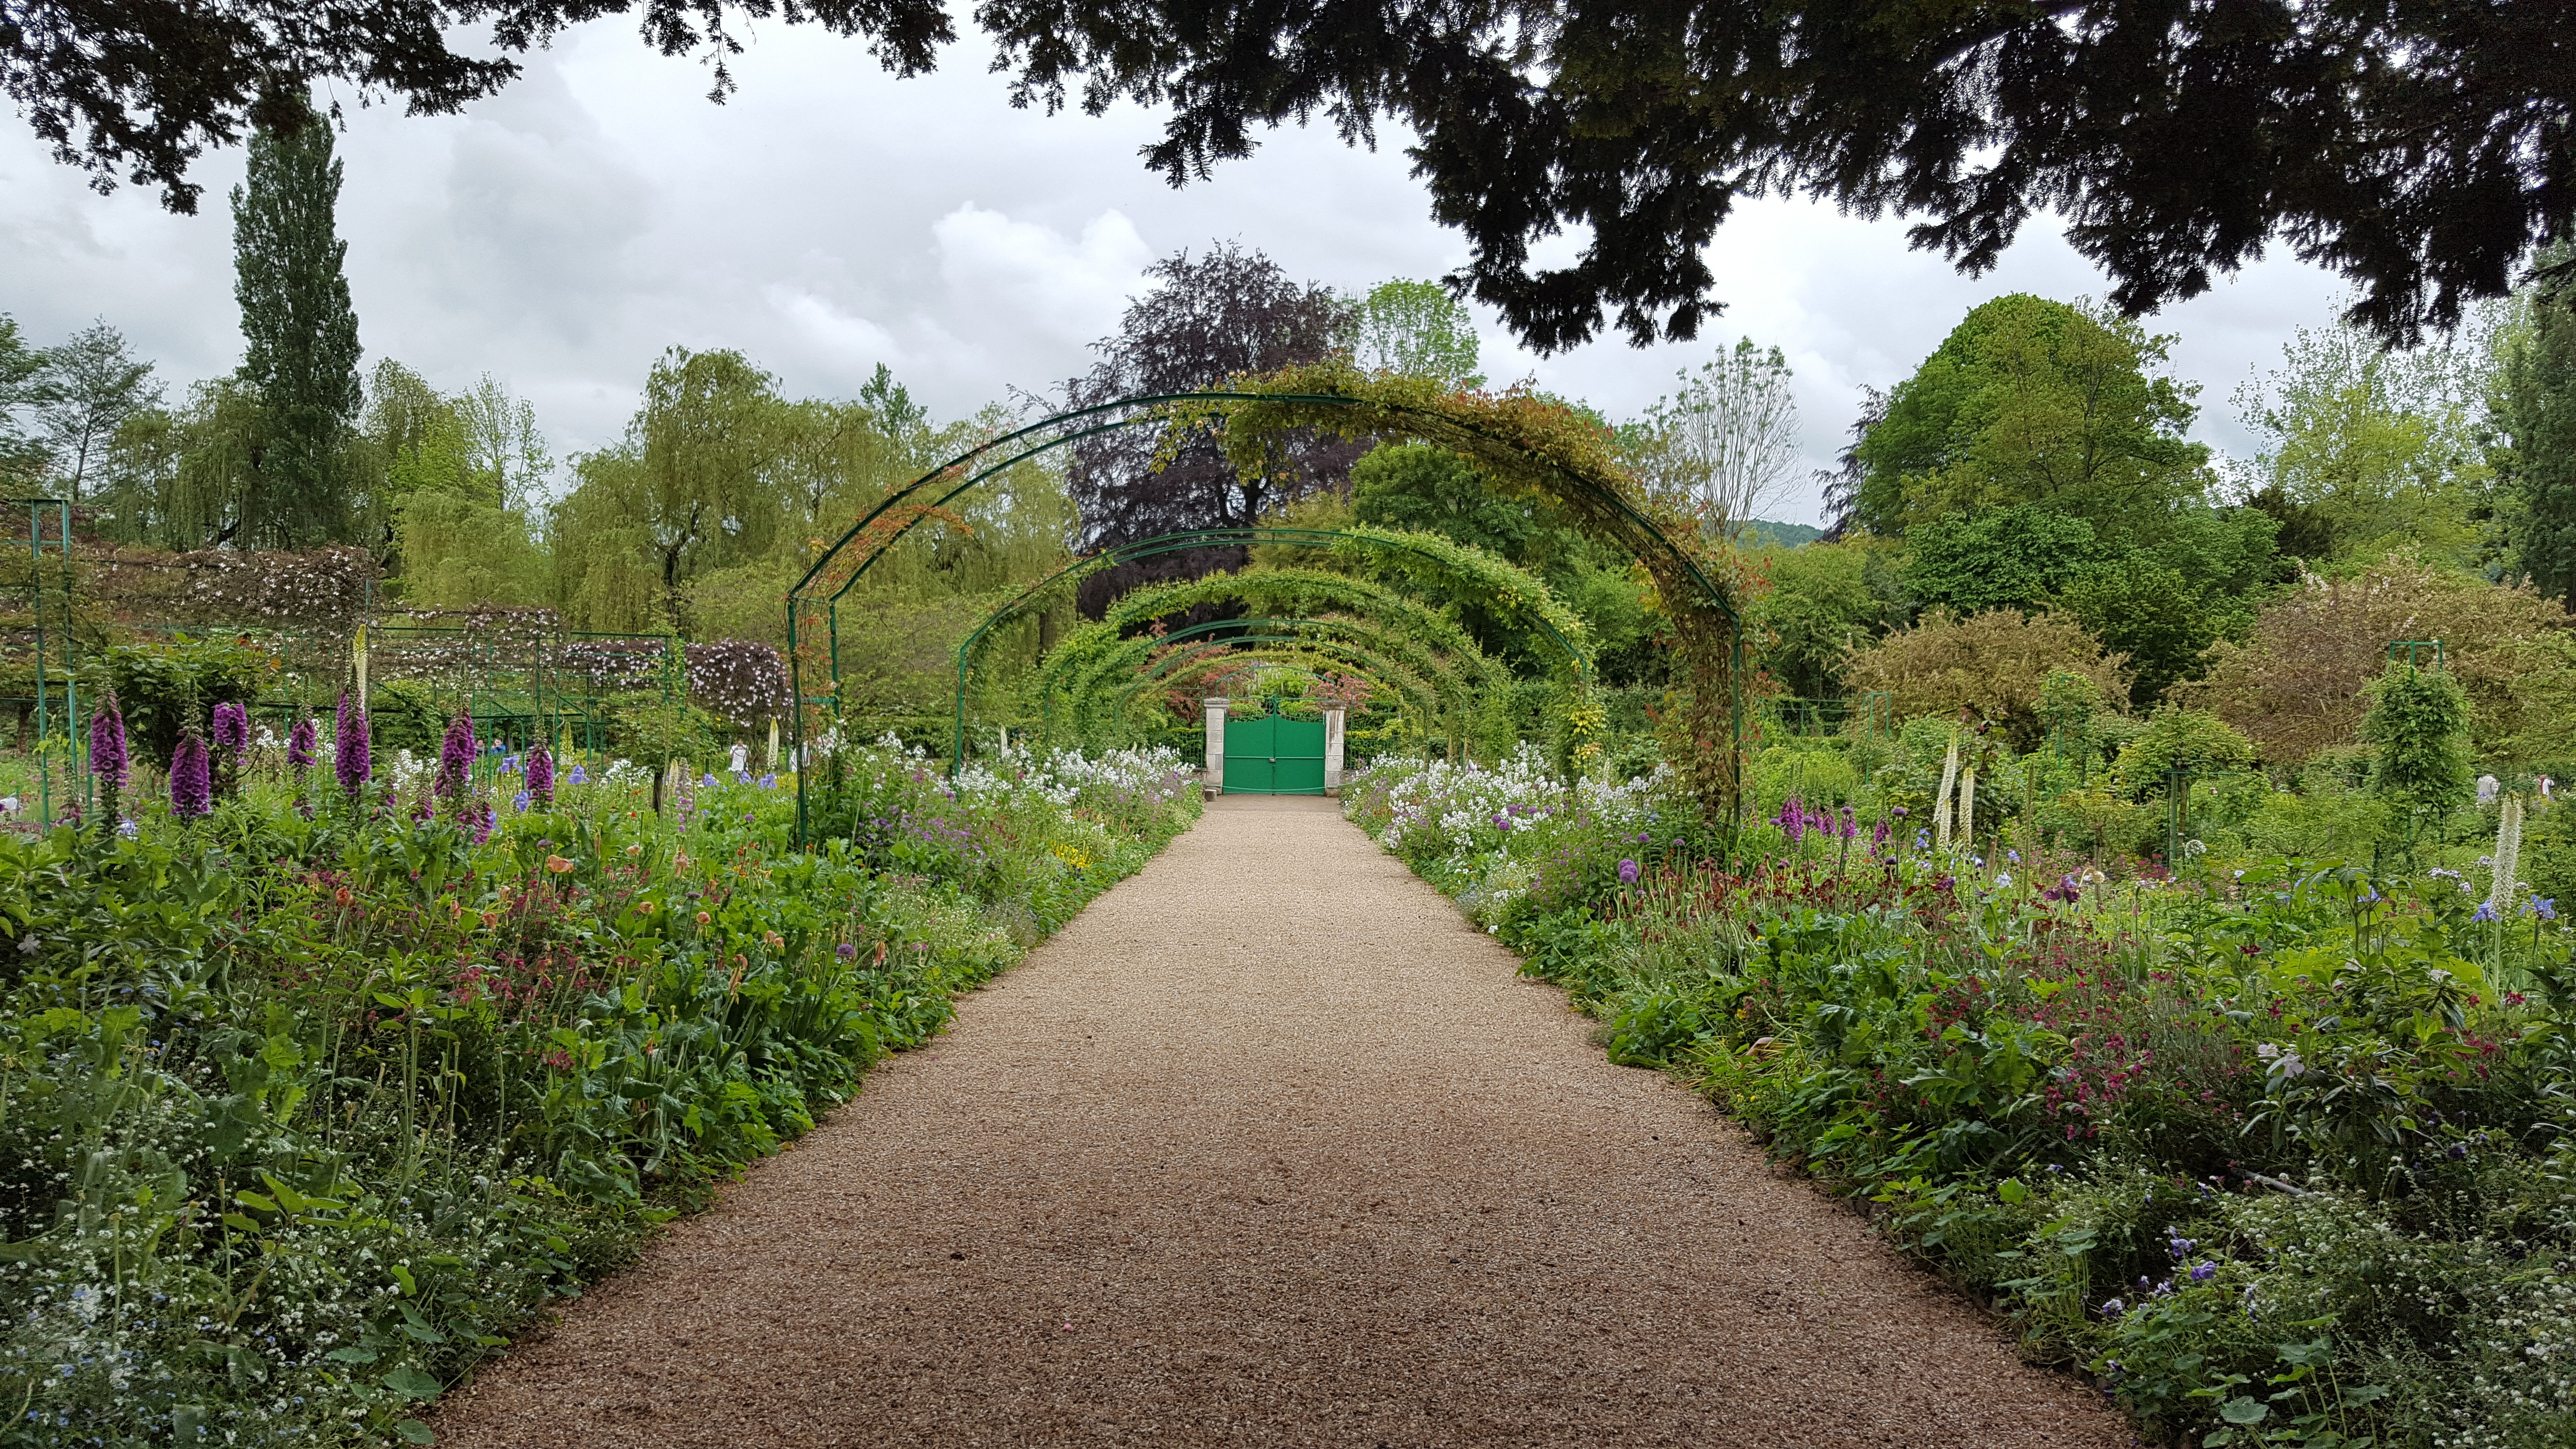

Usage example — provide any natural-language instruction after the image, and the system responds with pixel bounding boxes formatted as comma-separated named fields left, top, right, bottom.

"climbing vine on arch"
left=1170, top=359, right=1748, bottom=820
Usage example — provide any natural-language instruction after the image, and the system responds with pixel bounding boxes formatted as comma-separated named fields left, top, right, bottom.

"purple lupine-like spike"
left=170, top=732, right=212, bottom=819
left=436, top=712, right=476, bottom=803
left=335, top=692, right=371, bottom=797
left=90, top=693, right=128, bottom=788
left=211, top=701, right=249, bottom=755
left=471, top=802, right=495, bottom=845
left=287, top=714, right=317, bottom=771
left=525, top=742, right=555, bottom=807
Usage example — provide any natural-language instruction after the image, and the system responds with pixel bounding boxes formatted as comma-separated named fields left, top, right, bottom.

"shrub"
left=1844, top=608, right=2131, bottom=750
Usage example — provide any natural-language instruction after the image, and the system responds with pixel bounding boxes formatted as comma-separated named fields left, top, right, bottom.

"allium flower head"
left=211, top=701, right=249, bottom=755
left=335, top=692, right=371, bottom=796
left=89, top=693, right=128, bottom=788
left=170, top=733, right=212, bottom=819
left=1618, top=858, right=1640, bottom=885
left=287, top=715, right=317, bottom=771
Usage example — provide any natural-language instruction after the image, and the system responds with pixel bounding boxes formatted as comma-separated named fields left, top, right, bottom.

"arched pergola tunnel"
left=948, top=525, right=1589, bottom=771
left=785, top=380, right=1743, bottom=846
left=1043, top=617, right=1459, bottom=749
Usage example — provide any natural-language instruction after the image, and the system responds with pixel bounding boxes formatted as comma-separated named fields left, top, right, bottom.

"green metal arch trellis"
left=946, top=524, right=1587, bottom=773
left=785, top=390, right=1740, bottom=846
left=1053, top=618, right=1454, bottom=740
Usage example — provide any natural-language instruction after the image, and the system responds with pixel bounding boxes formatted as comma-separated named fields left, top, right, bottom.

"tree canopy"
left=16, top=3, right=2566, bottom=350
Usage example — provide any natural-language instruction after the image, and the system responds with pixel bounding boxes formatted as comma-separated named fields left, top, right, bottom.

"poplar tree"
left=2509, top=254, right=2576, bottom=607
left=233, top=95, right=361, bottom=548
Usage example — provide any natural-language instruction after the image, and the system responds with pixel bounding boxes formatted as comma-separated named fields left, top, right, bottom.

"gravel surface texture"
left=432, top=795, right=2131, bottom=1448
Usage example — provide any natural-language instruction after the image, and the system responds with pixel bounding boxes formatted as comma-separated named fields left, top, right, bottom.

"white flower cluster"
left=947, top=741, right=1195, bottom=811
left=1355, top=745, right=1665, bottom=861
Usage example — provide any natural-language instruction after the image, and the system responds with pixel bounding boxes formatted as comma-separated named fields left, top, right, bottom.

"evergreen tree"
left=232, top=96, right=360, bottom=548
left=2509, top=252, right=2576, bottom=606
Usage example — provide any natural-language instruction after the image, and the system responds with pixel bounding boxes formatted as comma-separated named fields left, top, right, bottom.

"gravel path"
left=432, top=796, right=2130, bottom=1448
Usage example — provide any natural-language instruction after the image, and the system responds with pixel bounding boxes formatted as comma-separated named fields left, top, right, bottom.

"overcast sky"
left=2, top=20, right=2360, bottom=525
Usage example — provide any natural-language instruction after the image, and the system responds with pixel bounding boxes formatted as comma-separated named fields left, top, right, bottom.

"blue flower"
left=2528, top=897, right=2558, bottom=921
left=759, top=773, right=777, bottom=789
left=2473, top=901, right=2499, bottom=922
left=513, top=790, right=531, bottom=813
left=2190, top=1262, right=2216, bottom=1284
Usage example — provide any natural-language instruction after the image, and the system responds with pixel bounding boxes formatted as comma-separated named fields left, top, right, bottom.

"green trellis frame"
left=784, top=389, right=1738, bottom=849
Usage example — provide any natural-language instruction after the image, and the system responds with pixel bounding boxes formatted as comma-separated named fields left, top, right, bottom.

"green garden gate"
left=1223, top=713, right=1327, bottom=794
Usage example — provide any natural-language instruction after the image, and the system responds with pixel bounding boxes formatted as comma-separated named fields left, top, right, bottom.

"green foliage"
left=2110, top=708, right=2258, bottom=797
left=96, top=636, right=274, bottom=767
left=2359, top=662, right=2473, bottom=811
left=231, top=94, right=362, bottom=549
left=1349, top=278, right=1483, bottom=389
left=1902, top=504, right=2100, bottom=615
left=2056, top=557, right=2220, bottom=709
left=2233, top=314, right=2498, bottom=565
left=2503, top=246, right=2576, bottom=606
left=1856, top=295, right=2209, bottom=537
left=1752, top=539, right=1892, bottom=699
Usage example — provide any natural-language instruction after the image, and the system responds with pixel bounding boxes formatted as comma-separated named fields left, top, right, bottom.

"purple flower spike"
left=287, top=714, right=317, bottom=771
left=170, top=732, right=212, bottom=819
left=211, top=701, right=249, bottom=755
left=526, top=742, right=555, bottom=808
left=471, top=802, right=495, bottom=845
left=335, top=692, right=371, bottom=797
left=436, top=712, right=476, bottom=803
left=90, top=693, right=128, bottom=789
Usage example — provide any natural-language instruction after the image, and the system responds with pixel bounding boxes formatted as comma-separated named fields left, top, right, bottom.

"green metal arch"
left=1111, top=637, right=1429, bottom=729
left=947, top=524, right=1588, bottom=773
left=1038, top=583, right=1503, bottom=740
left=1049, top=615, right=1470, bottom=744
left=787, top=389, right=1739, bottom=845
left=1076, top=626, right=1443, bottom=740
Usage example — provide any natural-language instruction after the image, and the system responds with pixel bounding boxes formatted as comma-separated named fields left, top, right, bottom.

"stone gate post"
left=1203, top=697, right=1226, bottom=799
left=1324, top=707, right=1347, bottom=797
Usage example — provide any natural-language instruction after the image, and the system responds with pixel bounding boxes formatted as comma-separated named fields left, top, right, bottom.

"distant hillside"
left=1743, top=519, right=1825, bottom=549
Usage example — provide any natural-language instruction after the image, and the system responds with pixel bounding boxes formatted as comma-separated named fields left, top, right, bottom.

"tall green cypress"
left=232, top=94, right=360, bottom=548
left=2510, top=250, right=2576, bottom=605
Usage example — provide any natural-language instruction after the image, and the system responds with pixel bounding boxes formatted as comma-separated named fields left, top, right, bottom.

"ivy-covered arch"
left=946, top=524, right=1589, bottom=770
left=1107, top=632, right=1434, bottom=729
left=1043, top=596, right=1494, bottom=747
left=1053, top=618, right=1452, bottom=743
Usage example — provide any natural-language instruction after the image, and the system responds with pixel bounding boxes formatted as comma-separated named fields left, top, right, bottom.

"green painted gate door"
left=1223, top=715, right=1328, bottom=794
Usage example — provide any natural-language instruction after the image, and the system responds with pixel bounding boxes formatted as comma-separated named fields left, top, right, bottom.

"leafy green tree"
left=2056, top=558, right=2218, bottom=709
left=2503, top=250, right=2576, bottom=605
left=2360, top=660, right=2474, bottom=812
left=1752, top=540, right=1892, bottom=700
left=32, top=321, right=162, bottom=501
left=383, top=372, right=553, bottom=608
left=232, top=93, right=362, bottom=547
left=2232, top=315, right=2496, bottom=564
left=1350, top=280, right=1482, bottom=389
left=1855, top=295, right=2207, bottom=536
left=1351, top=443, right=1553, bottom=568
left=1900, top=505, right=2099, bottom=616
left=0, top=316, right=48, bottom=483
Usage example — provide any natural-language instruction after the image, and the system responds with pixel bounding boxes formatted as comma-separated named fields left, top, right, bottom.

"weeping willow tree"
left=542, top=352, right=1080, bottom=728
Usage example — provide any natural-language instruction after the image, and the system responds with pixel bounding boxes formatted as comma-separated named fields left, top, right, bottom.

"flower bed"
left=1347, top=756, right=2576, bottom=1449
left=0, top=734, right=1197, bottom=1445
